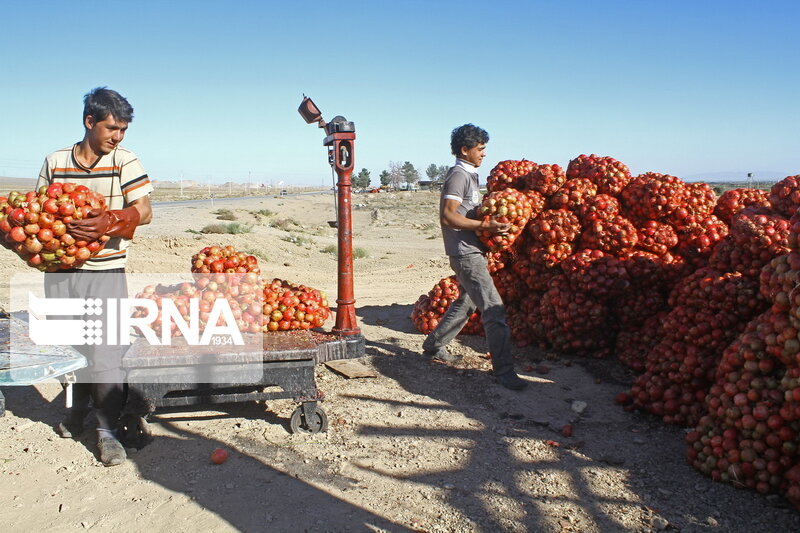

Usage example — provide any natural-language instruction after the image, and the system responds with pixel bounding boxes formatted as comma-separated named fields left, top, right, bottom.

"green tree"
left=426, top=163, right=440, bottom=181
left=379, top=170, right=391, bottom=187
left=354, top=168, right=371, bottom=189
left=437, top=164, right=449, bottom=183
left=401, top=161, right=420, bottom=187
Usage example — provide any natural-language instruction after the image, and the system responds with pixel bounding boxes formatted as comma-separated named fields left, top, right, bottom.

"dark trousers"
left=44, top=269, right=128, bottom=430
left=422, top=253, right=514, bottom=376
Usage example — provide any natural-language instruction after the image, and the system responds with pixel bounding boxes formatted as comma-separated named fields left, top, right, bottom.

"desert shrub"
left=214, top=209, right=237, bottom=221
left=269, top=218, right=302, bottom=231
left=244, top=248, right=268, bottom=262
left=200, top=222, right=252, bottom=234
left=321, top=244, right=367, bottom=258
left=282, top=233, right=315, bottom=247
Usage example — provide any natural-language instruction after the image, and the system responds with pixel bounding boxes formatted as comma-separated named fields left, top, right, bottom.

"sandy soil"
left=1, top=189, right=799, bottom=532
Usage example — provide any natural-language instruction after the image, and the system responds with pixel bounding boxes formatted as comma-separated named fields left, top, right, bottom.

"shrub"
left=244, top=248, right=268, bottom=262
left=282, top=233, right=315, bottom=247
left=269, top=218, right=301, bottom=231
left=214, top=209, right=237, bottom=221
left=200, top=222, right=253, bottom=234
left=321, top=244, right=367, bottom=258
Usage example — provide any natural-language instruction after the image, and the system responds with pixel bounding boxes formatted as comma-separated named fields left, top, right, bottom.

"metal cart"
left=0, top=314, right=87, bottom=417
left=121, top=330, right=364, bottom=442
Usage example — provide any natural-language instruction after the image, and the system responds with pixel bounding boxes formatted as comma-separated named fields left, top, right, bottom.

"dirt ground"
left=1, top=188, right=799, bottom=532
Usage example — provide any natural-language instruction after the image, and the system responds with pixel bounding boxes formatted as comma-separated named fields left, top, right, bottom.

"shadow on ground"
left=1, top=384, right=412, bottom=532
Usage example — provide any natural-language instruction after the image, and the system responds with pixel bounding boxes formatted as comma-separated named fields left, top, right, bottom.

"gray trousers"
left=422, top=253, right=514, bottom=376
left=44, top=269, right=128, bottom=430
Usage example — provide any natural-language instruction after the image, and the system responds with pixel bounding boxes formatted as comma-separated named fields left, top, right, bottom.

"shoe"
left=496, top=372, right=528, bottom=391
left=56, top=410, right=86, bottom=439
left=97, top=437, right=127, bottom=467
left=423, top=348, right=460, bottom=363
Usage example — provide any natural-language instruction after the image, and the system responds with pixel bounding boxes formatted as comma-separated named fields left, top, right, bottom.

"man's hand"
left=480, top=218, right=511, bottom=235
left=67, top=206, right=141, bottom=242
left=67, top=209, right=111, bottom=242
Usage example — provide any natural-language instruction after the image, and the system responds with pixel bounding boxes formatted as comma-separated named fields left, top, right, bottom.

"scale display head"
left=298, top=95, right=325, bottom=127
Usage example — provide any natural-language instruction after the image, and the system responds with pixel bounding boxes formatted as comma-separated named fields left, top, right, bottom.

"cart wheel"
left=118, top=414, right=153, bottom=449
left=290, top=405, right=328, bottom=434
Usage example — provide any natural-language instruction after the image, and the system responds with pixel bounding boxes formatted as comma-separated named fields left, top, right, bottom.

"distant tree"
left=401, top=161, right=420, bottom=186
left=354, top=168, right=371, bottom=189
left=426, top=163, right=440, bottom=181
left=379, top=170, right=391, bottom=187
left=388, top=161, right=404, bottom=189
left=437, top=164, right=449, bottom=183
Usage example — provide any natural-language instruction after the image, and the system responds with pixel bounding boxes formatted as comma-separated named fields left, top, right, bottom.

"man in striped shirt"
left=36, top=87, right=153, bottom=466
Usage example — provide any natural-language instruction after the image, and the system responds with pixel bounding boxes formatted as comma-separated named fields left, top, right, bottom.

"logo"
left=27, top=292, right=244, bottom=346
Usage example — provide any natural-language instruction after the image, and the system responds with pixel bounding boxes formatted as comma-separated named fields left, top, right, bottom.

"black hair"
left=83, top=87, right=134, bottom=124
left=450, top=123, right=489, bottom=157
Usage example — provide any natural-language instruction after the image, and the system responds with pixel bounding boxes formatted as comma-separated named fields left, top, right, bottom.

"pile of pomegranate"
left=685, top=206, right=800, bottom=506
left=0, top=183, right=109, bottom=271
left=191, top=245, right=261, bottom=274
left=410, top=156, right=800, bottom=507
left=261, top=278, right=330, bottom=332
left=133, top=245, right=330, bottom=335
left=410, top=276, right=482, bottom=336
left=133, top=272, right=264, bottom=338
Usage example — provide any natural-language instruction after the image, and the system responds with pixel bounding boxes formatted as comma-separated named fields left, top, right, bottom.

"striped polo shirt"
left=36, top=143, right=153, bottom=270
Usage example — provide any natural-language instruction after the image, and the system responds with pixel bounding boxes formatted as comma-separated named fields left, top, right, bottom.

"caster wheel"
left=118, top=414, right=153, bottom=449
left=290, top=405, right=328, bottom=434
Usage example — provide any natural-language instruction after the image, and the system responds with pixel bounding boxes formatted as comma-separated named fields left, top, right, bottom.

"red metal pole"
left=327, top=133, right=360, bottom=336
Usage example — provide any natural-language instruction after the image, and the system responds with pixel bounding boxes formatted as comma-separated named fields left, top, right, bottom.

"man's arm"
left=130, top=195, right=152, bottom=226
left=441, top=199, right=509, bottom=234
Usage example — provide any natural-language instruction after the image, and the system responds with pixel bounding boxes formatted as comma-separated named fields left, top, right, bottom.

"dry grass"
left=269, top=217, right=303, bottom=231
left=214, top=208, right=237, bottom=221
left=282, top=233, right=315, bottom=247
left=198, top=222, right=253, bottom=234
left=322, top=244, right=368, bottom=259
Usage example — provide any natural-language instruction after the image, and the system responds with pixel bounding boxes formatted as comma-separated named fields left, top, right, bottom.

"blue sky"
left=1, top=1, right=798, bottom=186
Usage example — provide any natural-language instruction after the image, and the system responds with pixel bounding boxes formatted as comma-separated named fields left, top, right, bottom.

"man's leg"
left=453, top=254, right=526, bottom=389
left=73, top=269, right=129, bottom=465
left=81, top=270, right=127, bottom=422
left=56, top=381, right=91, bottom=438
left=422, top=267, right=476, bottom=360
left=45, top=273, right=91, bottom=437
